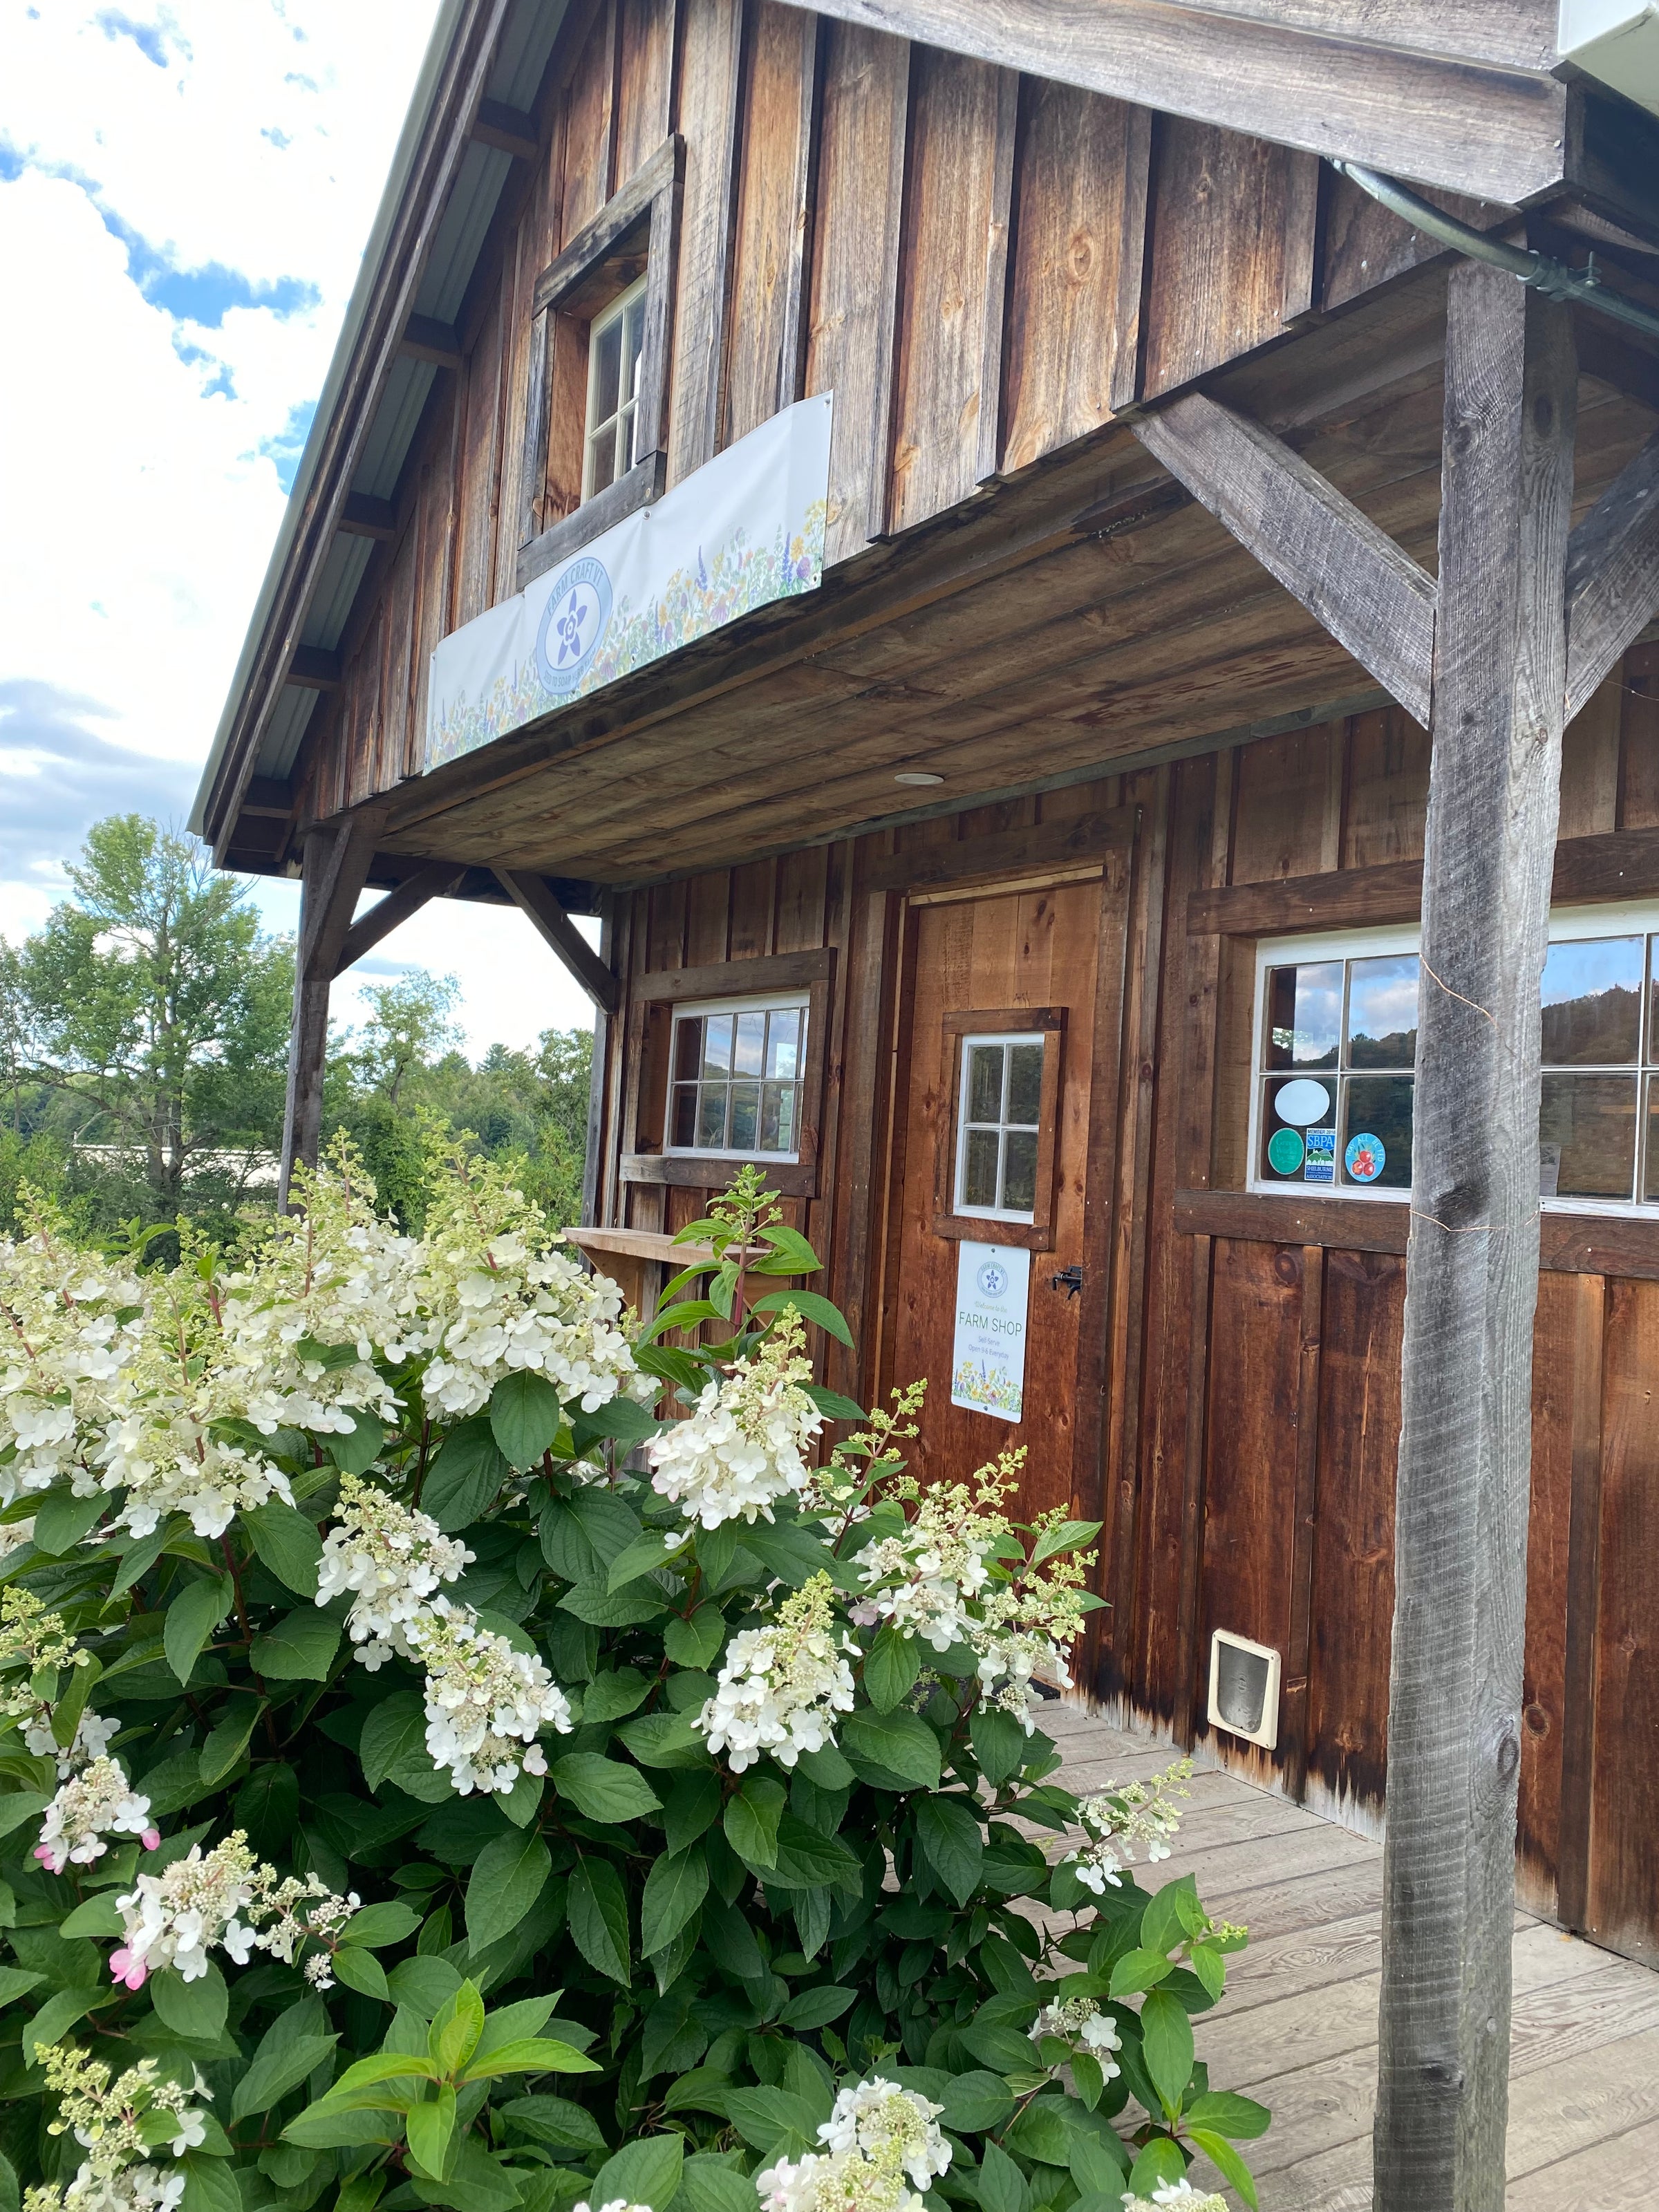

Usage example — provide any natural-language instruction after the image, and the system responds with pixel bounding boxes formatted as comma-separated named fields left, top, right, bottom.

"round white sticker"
left=1271, top=1077, right=1333, bottom=1127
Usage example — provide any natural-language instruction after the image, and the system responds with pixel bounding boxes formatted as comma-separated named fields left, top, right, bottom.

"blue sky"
left=0, top=1, right=596, bottom=1053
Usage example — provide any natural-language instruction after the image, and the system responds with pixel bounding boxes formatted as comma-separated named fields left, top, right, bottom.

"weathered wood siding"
left=590, top=641, right=1659, bottom=1971
left=293, top=2, right=1447, bottom=825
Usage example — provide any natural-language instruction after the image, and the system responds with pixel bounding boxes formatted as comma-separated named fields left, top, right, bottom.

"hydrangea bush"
left=0, top=1145, right=1271, bottom=2212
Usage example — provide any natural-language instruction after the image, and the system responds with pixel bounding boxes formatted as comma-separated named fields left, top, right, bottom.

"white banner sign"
left=950, top=1242, right=1031, bottom=1425
left=423, top=394, right=832, bottom=774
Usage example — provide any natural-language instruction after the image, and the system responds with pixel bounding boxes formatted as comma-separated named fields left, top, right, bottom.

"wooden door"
left=880, top=873, right=1119, bottom=1522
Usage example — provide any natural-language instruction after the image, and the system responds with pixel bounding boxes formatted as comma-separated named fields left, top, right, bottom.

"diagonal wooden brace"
left=335, top=861, right=469, bottom=977
left=494, top=869, right=621, bottom=1014
left=1131, top=391, right=1438, bottom=728
left=1564, top=427, right=1659, bottom=723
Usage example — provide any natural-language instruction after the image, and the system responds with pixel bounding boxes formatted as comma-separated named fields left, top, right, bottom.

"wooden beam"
left=1132, top=391, right=1436, bottom=727
left=241, top=776, right=294, bottom=818
left=769, top=0, right=1571, bottom=207
left=1185, top=821, right=1659, bottom=935
left=335, top=861, right=467, bottom=977
left=400, top=314, right=464, bottom=371
left=471, top=97, right=539, bottom=160
left=288, top=646, right=341, bottom=691
left=280, top=812, right=386, bottom=1208
left=1564, top=427, right=1659, bottom=722
left=338, top=492, right=398, bottom=543
left=666, top=0, right=744, bottom=487
left=493, top=869, right=621, bottom=1012
left=1374, top=267, right=1577, bottom=2206
left=530, top=135, right=679, bottom=316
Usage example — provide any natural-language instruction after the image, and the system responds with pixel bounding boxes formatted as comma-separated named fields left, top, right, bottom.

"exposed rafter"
left=494, top=870, right=621, bottom=1012
left=335, top=862, right=469, bottom=975
left=1564, top=426, right=1659, bottom=720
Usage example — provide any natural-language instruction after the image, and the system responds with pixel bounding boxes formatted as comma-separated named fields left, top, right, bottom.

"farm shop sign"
left=423, top=394, right=832, bottom=772
left=950, top=1242, right=1030, bottom=1425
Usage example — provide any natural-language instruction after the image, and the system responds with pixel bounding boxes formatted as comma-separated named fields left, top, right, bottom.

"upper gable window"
left=1248, top=904, right=1659, bottom=1211
left=583, top=274, right=648, bottom=502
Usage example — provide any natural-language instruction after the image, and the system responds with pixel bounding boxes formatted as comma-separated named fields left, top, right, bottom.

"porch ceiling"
left=375, top=274, right=1659, bottom=888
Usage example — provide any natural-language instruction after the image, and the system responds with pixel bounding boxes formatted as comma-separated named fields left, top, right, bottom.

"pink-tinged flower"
left=34, top=1841, right=64, bottom=1872
left=142, top=1827, right=160, bottom=1850
left=109, top=1946, right=147, bottom=1989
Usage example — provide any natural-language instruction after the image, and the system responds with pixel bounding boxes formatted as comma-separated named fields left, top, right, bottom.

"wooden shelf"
left=564, top=1225, right=720, bottom=1266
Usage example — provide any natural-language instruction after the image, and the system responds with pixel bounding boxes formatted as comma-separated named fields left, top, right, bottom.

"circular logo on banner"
left=536, top=556, right=612, bottom=695
left=1271, top=1077, right=1333, bottom=1127
left=1345, top=1132, right=1386, bottom=1183
left=1266, top=1127, right=1305, bottom=1177
left=975, top=1257, right=1009, bottom=1300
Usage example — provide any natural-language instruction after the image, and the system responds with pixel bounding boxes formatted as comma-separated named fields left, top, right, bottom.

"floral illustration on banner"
left=425, top=500, right=828, bottom=771
left=950, top=1358, right=1024, bottom=1418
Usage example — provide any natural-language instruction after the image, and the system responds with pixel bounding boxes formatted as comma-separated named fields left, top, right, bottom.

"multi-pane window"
left=582, top=274, right=647, bottom=502
left=955, top=1034, right=1046, bottom=1221
left=1250, top=908, right=1659, bottom=1208
left=668, top=999, right=807, bottom=1159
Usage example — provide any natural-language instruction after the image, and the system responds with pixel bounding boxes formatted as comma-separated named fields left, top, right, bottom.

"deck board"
left=1047, top=1702, right=1659, bottom=2209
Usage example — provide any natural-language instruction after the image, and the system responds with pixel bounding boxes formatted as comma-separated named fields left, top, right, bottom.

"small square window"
left=954, top=1032, right=1047, bottom=1224
left=582, top=274, right=648, bottom=503
left=666, top=996, right=810, bottom=1162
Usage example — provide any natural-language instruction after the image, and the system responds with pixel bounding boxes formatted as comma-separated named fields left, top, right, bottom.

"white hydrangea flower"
left=28, top=2043, right=210, bottom=2212
left=24, top=1707, right=120, bottom=1779
left=757, top=2151, right=925, bottom=2212
left=316, top=1474, right=474, bottom=1667
left=1063, top=1760, right=1192, bottom=1893
left=570, top=2200, right=653, bottom=2212
left=696, top=1574, right=854, bottom=1774
left=415, top=1151, right=648, bottom=1423
left=1121, top=2186, right=1227, bottom=2211
left=0, top=1211, right=144, bottom=1507
left=414, top=1597, right=573, bottom=1794
left=34, top=1759, right=159, bottom=1875
left=817, top=2078, right=951, bottom=2187
left=648, top=1309, right=821, bottom=1530
left=111, top=1835, right=263, bottom=1987
left=1031, top=1996, right=1123, bottom=2077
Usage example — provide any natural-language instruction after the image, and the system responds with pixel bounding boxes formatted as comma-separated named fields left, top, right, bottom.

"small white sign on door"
left=950, top=1242, right=1030, bottom=1424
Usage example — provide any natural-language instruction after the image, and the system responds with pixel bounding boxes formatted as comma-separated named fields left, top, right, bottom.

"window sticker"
left=1271, top=1076, right=1332, bottom=1126
left=1344, top=1132, right=1385, bottom=1183
left=1304, top=1127, right=1336, bottom=1183
left=1266, top=1127, right=1304, bottom=1176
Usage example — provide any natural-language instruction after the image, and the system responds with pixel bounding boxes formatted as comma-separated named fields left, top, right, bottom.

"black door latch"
left=1049, top=1265, right=1084, bottom=1298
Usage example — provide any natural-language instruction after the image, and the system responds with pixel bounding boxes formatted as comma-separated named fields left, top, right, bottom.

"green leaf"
left=746, top=1288, right=853, bottom=1347
left=842, top=1707, right=941, bottom=1791
left=1004, top=2098, right=1074, bottom=2167
left=661, top=1770, right=722, bottom=1854
left=232, top=2029, right=341, bottom=2123
left=939, top=2072, right=1015, bottom=2134
left=50, top=1650, right=100, bottom=1750
left=915, top=1793, right=984, bottom=1905
left=32, top=1489, right=107, bottom=1557
left=756, top=1223, right=821, bottom=1271
left=250, top=1609, right=342, bottom=1681
left=863, top=1624, right=921, bottom=1712
left=617, top=1711, right=710, bottom=1769
left=740, top=1519, right=841, bottom=1591
left=429, top=1980, right=486, bottom=2074
left=151, top=1962, right=227, bottom=2041
left=199, top=1696, right=264, bottom=1787
left=777, top=1983, right=856, bottom=2029
left=677, top=2155, right=756, bottom=2212
left=559, top=1577, right=668, bottom=1627
left=1030, top=1517, right=1102, bottom=1566
left=498, top=2096, right=607, bottom=2152
left=608, top=1530, right=688, bottom=1591
left=489, top=1372, right=565, bottom=1469
left=767, top=1817, right=862, bottom=1892
left=1183, top=2090, right=1271, bottom=2141
left=592, top=2133, right=684, bottom=2211
left=975, top=2141, right=1030, bottom=2212
left=724, top=1774, right=785, bottom=1869
left=422, top=1417, right=509, bottom=1533
left=1140, top=1875, right=1199, bottom=1958
left=360, top=1693, right=428, bottom=1792
left=580, top=1668, right=653, bottom=1723
left=180, top=2153, right=241, bottom=2212
left=243, top=1501, right=324, bottom=1597
left=575, top=1396, right=662, bottom=1447
left=1069, top=2131, right=1131, bottom=2193
left=460, top=2037, right=600, bottom=2083
left=550, top=1753, right=662, bottom=1824
left=324, top=2050, right=440, bottom=2100
left=405, top=2086, right=457, bottom=2180
left=1124, top=2140, right=1187, bottom=2199
left=641, top=1845, right=709, bottom=1958
left=802, top=1384, right=865, bottom=1423
left=332, top=1947, right=391, bottom=2002
left=961, top=2021, right=1038, bottom=2074
left=969, top=1707, right=1027, bottom=1788
left=1184, top=2128, right=1259, bottom=2210
left=326, top=1412, right=385, bottom=1477
left=339, top=1900, right=422, bottom=1949
left=388, top=1960, right=464, bottom=2018
left=568, top=1856, right=630, bottom=1983
left=664, top=1607, right=727, bottom=1669
left=465, top=1830, right=551, bottom=1953
left=0, top=1789, right=48, bottom=1844
left=1138, top=1989, right=1196, bottom=2117
left=1109, top=1947, right=1175, bottom=2000
left=724, top=2088, right=821, bottom=2153
left=164, top=1574, right=234, bottom=1686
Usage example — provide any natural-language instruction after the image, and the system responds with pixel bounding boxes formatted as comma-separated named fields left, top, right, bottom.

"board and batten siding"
left=592, top=643, right=1659, bottom=1973
left=291, top=0, right=1441, bottom=828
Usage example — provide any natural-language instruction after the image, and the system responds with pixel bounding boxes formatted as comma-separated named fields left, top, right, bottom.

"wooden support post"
left=279, top=815, right=384, bottom=1210
left=1374, top=266, right=1577, bottom=2211
left=493, top=870, right=621, bottom=1013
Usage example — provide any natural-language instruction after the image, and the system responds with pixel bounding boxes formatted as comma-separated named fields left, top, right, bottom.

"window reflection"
left=668, top=1002, right=808, bottom=1157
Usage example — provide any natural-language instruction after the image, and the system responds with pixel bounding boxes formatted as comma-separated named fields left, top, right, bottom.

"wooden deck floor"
left=1045, top=1702, right=1659, bottom=2209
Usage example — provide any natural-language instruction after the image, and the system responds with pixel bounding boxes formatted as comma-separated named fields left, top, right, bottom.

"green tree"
left=352, top=968, right=463, bottom=1105
left=0, top=816, right=292, bottom=1216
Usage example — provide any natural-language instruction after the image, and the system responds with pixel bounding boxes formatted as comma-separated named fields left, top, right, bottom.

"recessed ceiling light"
left=894, top=771, right=944, bottom=786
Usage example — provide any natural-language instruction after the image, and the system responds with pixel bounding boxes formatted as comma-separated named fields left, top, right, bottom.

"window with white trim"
left=582, top=274, right=648, bottom=503
left=1248, top=904, right=1659, bottom=1211
left=667, top=996, right=808, bottom=1159
left=954, top=1032, right=1047, bottom=1221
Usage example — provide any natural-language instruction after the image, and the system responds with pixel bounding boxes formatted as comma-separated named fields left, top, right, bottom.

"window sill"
left=1174, top=1188, right=1659, bottom=1282
left=621, top=1152, right=817, bottom=1197
left=516, top=451, right=664, bottom=591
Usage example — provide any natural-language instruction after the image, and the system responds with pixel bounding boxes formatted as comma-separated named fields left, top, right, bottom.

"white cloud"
left=0, top=2, right=597, bottom=1056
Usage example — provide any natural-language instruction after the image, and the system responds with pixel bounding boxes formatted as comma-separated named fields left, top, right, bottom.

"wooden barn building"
left=194, top=0, right=1659, bottom=2005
